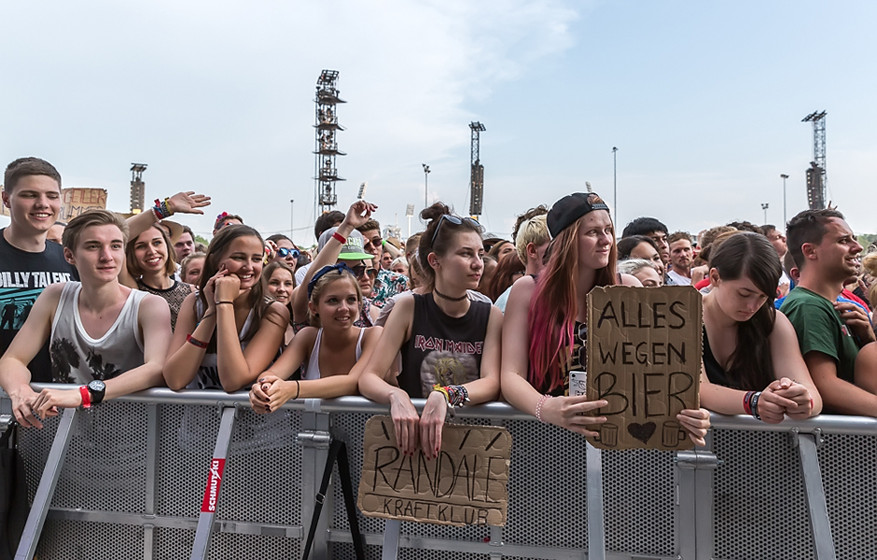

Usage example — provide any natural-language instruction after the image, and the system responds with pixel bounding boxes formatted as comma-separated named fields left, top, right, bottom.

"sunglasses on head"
left=430, top=214, right=481, bottom=246
left=277, top=247, right=300, bottom=259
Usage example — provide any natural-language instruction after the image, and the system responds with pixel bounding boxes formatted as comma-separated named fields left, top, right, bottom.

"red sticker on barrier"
left=200, top=458, right=226, bottom=513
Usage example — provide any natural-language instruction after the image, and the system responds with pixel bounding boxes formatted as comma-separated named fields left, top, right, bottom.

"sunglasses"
left=277, top=247, right=301, bottom=259
left=351, top=265, right=378, bottom=279
left=430, top=214, right=481, bottom=246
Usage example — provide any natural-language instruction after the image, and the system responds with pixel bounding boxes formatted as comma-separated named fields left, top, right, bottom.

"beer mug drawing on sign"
left=662, top=420, right=688, bottom=447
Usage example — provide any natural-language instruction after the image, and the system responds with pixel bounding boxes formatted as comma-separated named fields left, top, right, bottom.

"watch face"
left=88, top=380, right=106, bottom=392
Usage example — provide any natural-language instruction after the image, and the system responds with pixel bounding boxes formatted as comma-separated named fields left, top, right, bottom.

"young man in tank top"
left=0, top=210, right=171, bottom=428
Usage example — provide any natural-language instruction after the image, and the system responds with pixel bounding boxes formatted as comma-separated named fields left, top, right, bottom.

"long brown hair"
left=528, top=211, right=617, bottom=393
left=197, top=225, right=268, bottom=352
left=709, top=232, right=781, bottom=389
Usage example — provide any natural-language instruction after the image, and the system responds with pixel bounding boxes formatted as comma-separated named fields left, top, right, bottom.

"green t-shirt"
left=780, top=287, right=859, bottom=383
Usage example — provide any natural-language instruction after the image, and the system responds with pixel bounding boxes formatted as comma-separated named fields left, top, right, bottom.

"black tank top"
left=399, top=293, right=491, bottom=398
left=702, top=326, right=741, bottom=389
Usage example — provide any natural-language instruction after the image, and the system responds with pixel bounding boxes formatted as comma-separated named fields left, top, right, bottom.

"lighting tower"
left=314, top=70, right=346, bottom=216
left=802, top=110, right=827, bottom=209
left=130, top=163, right=147, bottom=214
left=469, top=121, right=486, bottom=218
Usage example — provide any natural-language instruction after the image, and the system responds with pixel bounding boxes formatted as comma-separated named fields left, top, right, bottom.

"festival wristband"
left=79, top=385, right=92, bottom=409
left=186, top=334, right=209, bottom=349
left=332, top=232, right=346, bottom=244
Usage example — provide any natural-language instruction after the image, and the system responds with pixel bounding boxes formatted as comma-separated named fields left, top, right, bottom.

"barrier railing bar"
left=143, top=403, right=158, bottom=560
left=328, top=529, right=602, bottom=560
left=585, top=442, right=606, bottom=560
left=15, top=407, right=77, bottom=560
left=676, top=450, right=697, bottom=560
left=15, top=387, right=877, bottom=435
left=44, top=507, right=304, bottom=537
left=381, top=519, right=401, bottom=560
left=694, top=433, right=717, bottom=560
left=189, top=406, right=236, bottom=560
left=300, top=398, right=332, bottom=560
left=488, top=525, right=504, bottom=560
left=796, top=433, right=837, bottom=560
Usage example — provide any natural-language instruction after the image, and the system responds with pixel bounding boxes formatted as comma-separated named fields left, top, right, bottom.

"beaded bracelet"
left=186, top=334, right=208, bottom=349
left=535, top=394, right=553, bottom=423
left=152, top=198, right=173, bottom=220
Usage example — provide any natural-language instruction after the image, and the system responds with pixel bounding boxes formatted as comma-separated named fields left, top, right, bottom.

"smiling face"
left=217, top=235, right=264, bottom=290
left=810, top=218, right=863, bottom=283
left=273, top=238, right=299, bottom=268
left=65, top=224, right=126, bottom=282
left=265, top=267, right=294, bottom=304
left=710, top=271, right=769, bottom=323
left=309, top=275, right=360, bottom=329
left=577, top=210, right=614, bottom=271
left=133, top=227, right=169, bottom=275
left=3, top=174, right=61, bottom=237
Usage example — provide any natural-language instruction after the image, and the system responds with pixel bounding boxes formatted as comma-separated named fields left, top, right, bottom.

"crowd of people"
left=2, top=156, right=876, bottom=455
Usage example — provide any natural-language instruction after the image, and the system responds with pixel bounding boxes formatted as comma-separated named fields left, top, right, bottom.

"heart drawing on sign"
left=627, top=422, right=656, bottom=445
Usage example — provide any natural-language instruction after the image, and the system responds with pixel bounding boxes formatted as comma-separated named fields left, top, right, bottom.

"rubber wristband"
left=79, top=385, right=92, bottom=409
left=216, top=301, right=234, bottom=305
left=294, top=379, right=301, bottom=400
left=186, top=334, right=209, bottom=349
left=332, top=232, right=346, bottom=244
left=743, top=391, right=754, bottom=415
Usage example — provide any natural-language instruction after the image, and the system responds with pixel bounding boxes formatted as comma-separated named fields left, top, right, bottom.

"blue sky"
left=2, top=1, right=874, bottom=245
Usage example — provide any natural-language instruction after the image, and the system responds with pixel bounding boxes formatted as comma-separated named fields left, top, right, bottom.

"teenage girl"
left=164, top=225, right=288, bottom=391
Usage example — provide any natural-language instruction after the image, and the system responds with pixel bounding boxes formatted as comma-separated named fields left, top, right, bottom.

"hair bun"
left=420, top=202, right=451, bottom=223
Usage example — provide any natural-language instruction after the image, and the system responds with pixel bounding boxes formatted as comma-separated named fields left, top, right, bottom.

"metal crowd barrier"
left=2, top=385, right=876, bottom=559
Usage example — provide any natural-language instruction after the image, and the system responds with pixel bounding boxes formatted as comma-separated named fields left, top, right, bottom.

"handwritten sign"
left=358, top=416, right=511, bottom=526
left=584, top=286, right=701, bottom=450
left=60, top=188, right=108, bottom=220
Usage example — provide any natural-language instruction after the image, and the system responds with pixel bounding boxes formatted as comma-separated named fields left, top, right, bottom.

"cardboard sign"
left=584, top=286, right=702, bottom=450
left=60, top=188, right=108, bottom=220
left=358, top=416, right=511, bottom=526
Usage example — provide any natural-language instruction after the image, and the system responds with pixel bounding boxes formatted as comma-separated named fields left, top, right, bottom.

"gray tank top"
left=49, top=282, right=146, bottom=383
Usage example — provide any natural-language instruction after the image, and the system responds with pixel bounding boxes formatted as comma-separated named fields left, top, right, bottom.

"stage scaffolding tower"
left=469, top=121, right=486, bottom=218
left=314, top=70, right=346, bottom=217
left=802, top=110, right=827, bottom=209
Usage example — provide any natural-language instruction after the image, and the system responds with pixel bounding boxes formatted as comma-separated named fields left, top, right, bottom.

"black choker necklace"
left=433, top=288, right=468, bottom=302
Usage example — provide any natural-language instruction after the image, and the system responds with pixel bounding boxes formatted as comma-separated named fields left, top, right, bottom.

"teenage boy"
left=781, top=208, right=877, bottom=416
left=0, top=210, right=172, bottom=428
left=1, top=158, right=77, bottom=382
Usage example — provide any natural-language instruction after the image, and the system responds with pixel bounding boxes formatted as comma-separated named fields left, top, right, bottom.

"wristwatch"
left=87, top=380, right=106, bottom=405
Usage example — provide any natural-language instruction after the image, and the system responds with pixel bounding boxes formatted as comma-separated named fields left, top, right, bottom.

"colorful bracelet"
left=152, top=198, right=173, bottom=220
left=186, top=334, right=209, bottom=349
left=535, top=394, right=553, bottom=423
left=743, top=391, right=755, bottom=415
left=332, top=231, right=347, bottom=244
left=749, top=391, right=762, bottom=421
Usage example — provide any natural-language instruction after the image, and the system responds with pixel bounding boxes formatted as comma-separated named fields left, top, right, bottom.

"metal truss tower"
left=802, top=110, right=827, bottom=209
left=129, top=163, right=147, bottom=214
left=468, top=121, right=486, bottom=218
left=314, top=70, right=346, bottom=216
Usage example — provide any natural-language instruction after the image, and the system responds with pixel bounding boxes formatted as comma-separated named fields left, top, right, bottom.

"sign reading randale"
left=585, top=286, right=702, bottom=451
left=358, top=416, right=511, bottom=526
